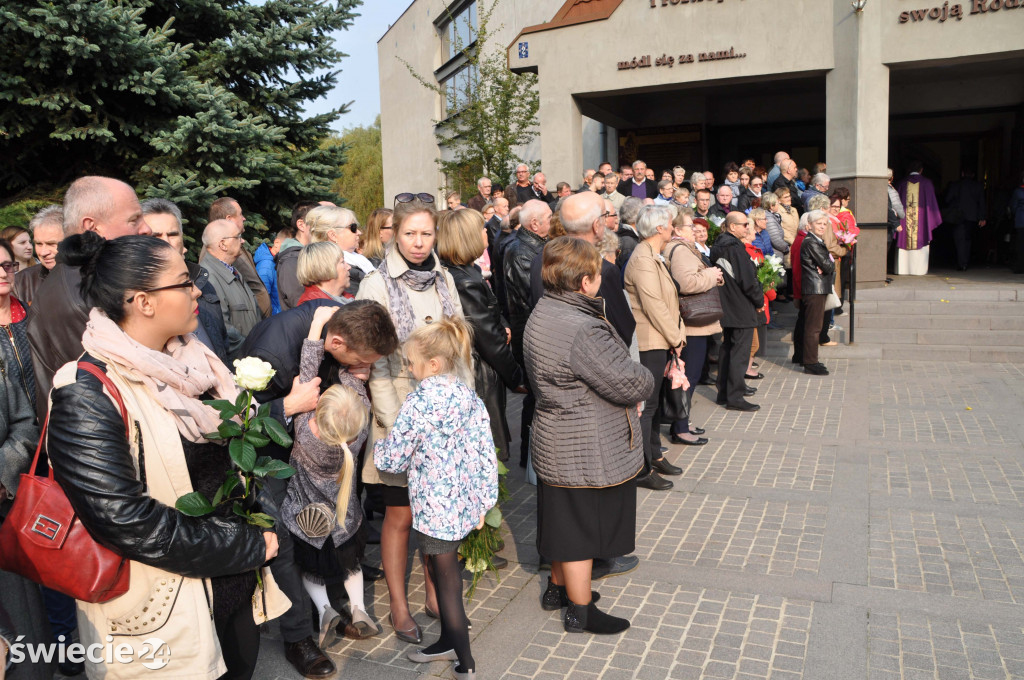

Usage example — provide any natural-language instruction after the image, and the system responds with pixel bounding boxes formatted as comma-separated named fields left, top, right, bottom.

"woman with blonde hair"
left=437, top=208, right=522, bottom=462
left=356, top=196, right=465, bottom=644
left=361, top=208, right=394, bottom=267
left=296, top=241, right=352, bottom=305
left=282, top=305, right=381, bottom=647
left=307, top=206, right=375, bottom=296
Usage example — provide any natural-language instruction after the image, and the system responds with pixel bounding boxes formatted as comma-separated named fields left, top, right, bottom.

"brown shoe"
left=284, top=637, right=335, bottom=679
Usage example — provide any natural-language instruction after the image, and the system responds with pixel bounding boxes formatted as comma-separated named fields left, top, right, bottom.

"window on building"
left=441, top=63, right=477, bottom=119
left=441, top=1, right=477, bottom=63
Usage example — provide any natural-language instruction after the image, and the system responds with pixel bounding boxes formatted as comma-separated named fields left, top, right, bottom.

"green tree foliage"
left=0, top=0, right=360, bottom=239
left=402, top=0, right=539, bottom=199
left=326, top=116, right=383, bottom=223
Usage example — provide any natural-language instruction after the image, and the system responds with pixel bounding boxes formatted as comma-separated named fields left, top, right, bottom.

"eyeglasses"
left=394, top=193, right=435, bottom=206
left=0, top=262, right=19, bottom=274
left=220, top=235, right=243, bottom=242
left=342, top=224, right=359, bottom=233
left=126, top=278, right=196, bottom=302
left=751, top=182, right=763, bottom=187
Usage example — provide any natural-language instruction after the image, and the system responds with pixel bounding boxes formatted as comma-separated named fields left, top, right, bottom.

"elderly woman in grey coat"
left=524, top=237, right=654, bottom=637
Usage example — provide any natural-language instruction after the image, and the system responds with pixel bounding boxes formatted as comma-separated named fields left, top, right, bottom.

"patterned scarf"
left=378, top=253, right=457, bottom=342
left=81, top=309, right=242, bottom=443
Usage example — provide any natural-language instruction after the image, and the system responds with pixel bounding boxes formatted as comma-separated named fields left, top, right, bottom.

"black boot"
left=541, top=577, right=601, bottom=611
left=563, top=601, right=629, bottom=634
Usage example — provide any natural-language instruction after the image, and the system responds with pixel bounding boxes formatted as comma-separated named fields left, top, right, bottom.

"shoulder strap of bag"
left=33, top=361, right=133, bottom=482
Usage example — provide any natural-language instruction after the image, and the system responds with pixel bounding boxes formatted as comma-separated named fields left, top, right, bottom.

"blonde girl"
left=375, top=317, right=497, bottom=680
left=282, top=306, right=381, bottom=649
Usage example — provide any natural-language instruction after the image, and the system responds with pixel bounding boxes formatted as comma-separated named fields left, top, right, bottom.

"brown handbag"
left=667, top=243, right=724, bottom=327
left=0, top=362, right=133, bottom=603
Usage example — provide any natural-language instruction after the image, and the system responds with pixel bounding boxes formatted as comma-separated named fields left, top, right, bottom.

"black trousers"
left=953, top=221, right=977, bottom=269
left=638, top=349, right=667, bottom=468
left=216, top=599, right=261, bottom=680
left=265, top=475, right=314, bottom=644
left=802, top=294, right=826, bottom=366
left=792, top=299, right=806, bottom=363
left=716, top=327, right=754, bottom=406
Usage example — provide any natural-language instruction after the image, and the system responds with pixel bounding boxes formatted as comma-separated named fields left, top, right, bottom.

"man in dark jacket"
left=503, top=200, right=551, bottom=366
left=616, top=197, right=644, bottom=274
left=944, top=169, right=987, bottom=271
left=800, top=173, right=830, bottom=211
left=467, top=176, right=492, bottom=212
left=772, top=160, right=804, bottom=215
left=27, top=176, right=152, bottom=422
left=277, top=201, right=318, bottom=311
left=208, top=196, right=271, bottom=319
left=617, top=159, right=658, bottom=200
left=240, top=300, right=397, bottom=679
left=709, top=186, right=733, bottom=221
left=141, top=198, right=232, bottom=365
left=506, top=163, right=534, bottom=208
left=710, top=213, right=763, bottom=411
left=14, top=205, right=63, bottom=306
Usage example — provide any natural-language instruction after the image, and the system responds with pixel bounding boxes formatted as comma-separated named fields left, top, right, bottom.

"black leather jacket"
left=187, top=261, right=230, bottom=366
left=502, top=228, right=547, bottom=361
left=800, top=232, right=835, bottom=296
left=47, top=356, right=267, bottom=578
left=709, top=232, right=762, bottom=329
left=444, top=261, right=522, bottom=391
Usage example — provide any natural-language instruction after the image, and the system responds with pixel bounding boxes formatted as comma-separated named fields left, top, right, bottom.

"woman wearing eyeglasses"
left=737, top=173, right=765, bottom=214
left=356, top=194, right=466, bottom=645
left=306, top=206, right=376, bottom=298
left=45, top=232, right=286, bottom=680
left=0, top=239, right=35, bottom=410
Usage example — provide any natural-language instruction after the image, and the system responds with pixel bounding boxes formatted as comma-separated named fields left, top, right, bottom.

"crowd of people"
left=1, top=149, right=982, bottom=680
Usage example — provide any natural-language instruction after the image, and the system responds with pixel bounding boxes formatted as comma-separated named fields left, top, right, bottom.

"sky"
left=306, top=1, right=411, bottom=132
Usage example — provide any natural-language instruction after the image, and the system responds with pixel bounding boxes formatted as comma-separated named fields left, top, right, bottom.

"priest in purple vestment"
left=896, top=161, right=942, bottom=275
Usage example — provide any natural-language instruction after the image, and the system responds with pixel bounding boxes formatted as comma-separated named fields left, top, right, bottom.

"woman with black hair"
left=46, top=232, right=285, bottom=680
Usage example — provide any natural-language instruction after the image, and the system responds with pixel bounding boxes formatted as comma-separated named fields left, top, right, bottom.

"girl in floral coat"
left=374, top=317, right=497, bottom=680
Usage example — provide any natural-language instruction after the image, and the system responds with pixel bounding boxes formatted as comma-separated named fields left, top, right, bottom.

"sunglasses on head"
left=394, top=193, right=435, bottom=206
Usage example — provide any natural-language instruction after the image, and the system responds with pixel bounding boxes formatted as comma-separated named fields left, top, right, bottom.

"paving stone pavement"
left=252, top=310, right=1024, bottom=679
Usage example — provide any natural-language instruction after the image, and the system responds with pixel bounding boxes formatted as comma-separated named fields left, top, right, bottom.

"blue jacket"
left=254, top=243, right=281, bottom=315
left=752, top=230, right=775, bottom=257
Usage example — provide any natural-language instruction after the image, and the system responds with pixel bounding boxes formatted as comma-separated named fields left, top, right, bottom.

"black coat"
left=491, top=229, right=518, bottom=318
left=709, top=232, right=762, bottom=329
left=445, top=261, right=523, bottom=461
left=240, top=298, right=338, bottom=460
left=736, top=188, right=762, bottom=213
left=47, top=355, right=267, bottom=578
left=187, top=260, right=231, bottom=367
left=616, top=226, right=641, bottom=274
left=708, top=202, right=730, bottom=221
left=617, top=178, right=658, bottom=200
left=503, top=228, right=547, bottom=362
left=800, top=233, right=835, bottom=296
left=529, top=250, right=636, bottom=347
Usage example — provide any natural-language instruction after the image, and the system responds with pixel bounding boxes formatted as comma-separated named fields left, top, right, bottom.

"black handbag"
left=667, top=243, right=724, bottom=327
left=660, top=372, right=690, bottom=423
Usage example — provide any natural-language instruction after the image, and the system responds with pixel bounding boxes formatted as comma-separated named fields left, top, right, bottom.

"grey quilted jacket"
left=524, top=291, right=654, bottom=488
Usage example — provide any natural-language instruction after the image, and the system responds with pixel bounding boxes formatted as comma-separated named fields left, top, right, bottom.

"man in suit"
left=944, top=169, right=987, bottom=271
left=617, top=159, right=659, bottom=200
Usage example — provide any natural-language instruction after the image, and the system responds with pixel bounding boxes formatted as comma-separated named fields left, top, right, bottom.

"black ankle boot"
left=563, top=601, right=629, bottom=634
left=541, top=578, right=601, bottom=611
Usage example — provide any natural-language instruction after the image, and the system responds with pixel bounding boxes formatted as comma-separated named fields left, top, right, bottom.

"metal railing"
left=849, top=243, right=856, bottom=345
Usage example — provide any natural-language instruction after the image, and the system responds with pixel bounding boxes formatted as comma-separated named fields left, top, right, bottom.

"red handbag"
left=0, top=362, right=132, bottom=603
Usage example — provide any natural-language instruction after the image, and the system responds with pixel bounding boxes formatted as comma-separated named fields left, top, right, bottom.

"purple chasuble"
left=896, top=174, right=942, bottom=250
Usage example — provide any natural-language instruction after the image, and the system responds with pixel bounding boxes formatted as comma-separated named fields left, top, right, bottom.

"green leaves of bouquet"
left=459, top=456, right=510, bottom=600
left=175, top=358, right=296, bottom=528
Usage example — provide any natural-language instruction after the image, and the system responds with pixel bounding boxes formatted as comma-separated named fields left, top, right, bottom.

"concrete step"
left=855, top=286, right=1024, bottom=302
left=848, top=329, right=1024, bottom=347
left=851, top=300, right=1024, bottom=316
left=854, top=314, right=1024, bottom=331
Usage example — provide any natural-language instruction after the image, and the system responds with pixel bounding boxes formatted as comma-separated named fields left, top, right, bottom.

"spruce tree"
left=0, top=0, right=360, bottom=239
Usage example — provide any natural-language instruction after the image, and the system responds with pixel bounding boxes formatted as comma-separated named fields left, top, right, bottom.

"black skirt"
left=293, top=521, right=368, bottom=584
left=536, top=478, right=637, bottom=563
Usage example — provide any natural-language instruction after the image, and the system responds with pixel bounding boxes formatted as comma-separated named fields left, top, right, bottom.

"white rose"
left=233, top=357, right=276, bottom=392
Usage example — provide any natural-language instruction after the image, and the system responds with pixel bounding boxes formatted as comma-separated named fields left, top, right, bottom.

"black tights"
left=422, top=551, right=475, bottom=673
left=215, top=602, right=260, bottom=680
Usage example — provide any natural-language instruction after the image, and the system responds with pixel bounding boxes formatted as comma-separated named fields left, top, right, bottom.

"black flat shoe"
left=670, top=433, right=708, bottom=446
left=651, top=457, right=682, bottom=476
left=744, top=386, right=757, bottom=396
left=699, top=377, right=716, bottom=386
left=636, top=471, right=673, bottom=490
left=689, top=426, right=705, bottom=435
left=726, top=401, right=760, bottom=412
left=744, top=372, right=764, bottom=380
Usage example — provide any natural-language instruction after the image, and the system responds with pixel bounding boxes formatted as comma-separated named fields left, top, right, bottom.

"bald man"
left=201, top=219, right=262, bottom=358
left=27, top=176, right=153, bottom=420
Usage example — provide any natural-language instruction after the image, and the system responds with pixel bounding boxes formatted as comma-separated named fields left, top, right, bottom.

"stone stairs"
left=800, top=282, right=1024, bottom=363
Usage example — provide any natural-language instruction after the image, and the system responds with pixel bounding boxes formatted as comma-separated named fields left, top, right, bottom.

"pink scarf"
left=81, top=310, right=242, bottom=443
